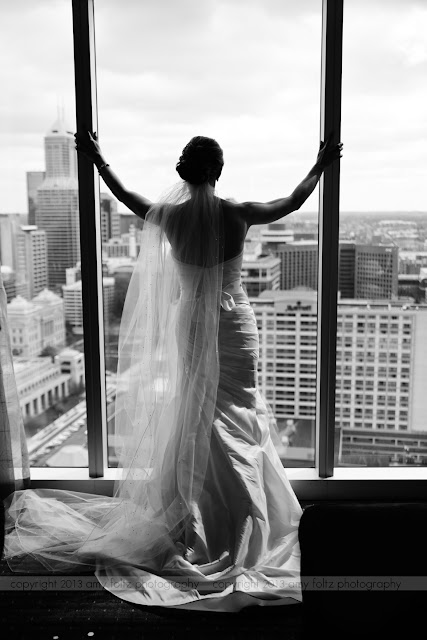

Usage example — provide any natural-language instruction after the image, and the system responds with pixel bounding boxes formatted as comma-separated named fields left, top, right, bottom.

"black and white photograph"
left=0, top=1, right=426, bottom=638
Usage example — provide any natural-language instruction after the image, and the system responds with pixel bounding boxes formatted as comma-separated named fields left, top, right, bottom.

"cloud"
left=339, top=2, right=427, bottom=210
left=0, top=0, right=425, bottom=211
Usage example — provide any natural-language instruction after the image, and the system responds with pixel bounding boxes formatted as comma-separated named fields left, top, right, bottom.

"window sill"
left=29, top=466, right=427, bottom=501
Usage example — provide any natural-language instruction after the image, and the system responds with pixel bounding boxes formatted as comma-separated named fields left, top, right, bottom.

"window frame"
left=29, top=0, right=427, bottom=500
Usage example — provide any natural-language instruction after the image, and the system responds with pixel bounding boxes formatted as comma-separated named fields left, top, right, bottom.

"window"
left=334, top=0, right=427, bottom=468
left=95, top=0, right=323, bottom=469
left=1, top=0, right=88, bottom=469
left=4, top=0, right=425, bottom=499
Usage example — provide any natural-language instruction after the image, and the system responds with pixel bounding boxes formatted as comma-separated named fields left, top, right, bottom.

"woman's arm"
left=74, top=131, right=152, bottom=220
left=235, top=134, right=343, bottom=227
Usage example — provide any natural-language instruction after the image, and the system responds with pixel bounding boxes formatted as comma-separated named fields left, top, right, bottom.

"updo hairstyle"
left=176, top=136, right=223, bottom=185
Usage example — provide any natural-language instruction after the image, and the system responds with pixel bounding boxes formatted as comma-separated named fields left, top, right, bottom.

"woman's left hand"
left=74, top=131, right=103, bottom=164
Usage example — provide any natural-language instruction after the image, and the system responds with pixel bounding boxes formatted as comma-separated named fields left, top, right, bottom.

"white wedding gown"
left=3, top=250, right=302, bottom=612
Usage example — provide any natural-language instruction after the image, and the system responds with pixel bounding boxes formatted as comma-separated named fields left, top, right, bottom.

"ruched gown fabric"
left=3, top=251, right=303, bottom=612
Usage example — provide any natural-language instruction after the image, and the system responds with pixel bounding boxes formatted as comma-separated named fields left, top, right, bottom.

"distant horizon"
left=1, top=208, right=427, bottom=217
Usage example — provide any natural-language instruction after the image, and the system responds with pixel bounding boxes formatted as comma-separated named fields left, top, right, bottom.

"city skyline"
left=1, top=0, right=426, bottom=213
left=1, top=0, right=426, bottom=469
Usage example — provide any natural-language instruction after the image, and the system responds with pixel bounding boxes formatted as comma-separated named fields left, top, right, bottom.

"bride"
left=3, top=132, right=342, bottom=612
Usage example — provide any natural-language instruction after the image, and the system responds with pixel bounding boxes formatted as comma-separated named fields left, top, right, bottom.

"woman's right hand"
left=74, top=130, right=104, bottom=164
left=316, top=133, right=343, bottom=170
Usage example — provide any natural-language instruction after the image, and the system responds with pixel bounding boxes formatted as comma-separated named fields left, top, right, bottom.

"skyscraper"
left=100, top=192, right=120, bottom=244
left=35, top=115, right=80, bottom=291
left=26, top=171, right=46, bottom=226
left=15, top=225, right=48, bottom=299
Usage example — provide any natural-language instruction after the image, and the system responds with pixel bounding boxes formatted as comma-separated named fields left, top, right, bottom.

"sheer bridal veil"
left=3, top=180, right=226, bottom=574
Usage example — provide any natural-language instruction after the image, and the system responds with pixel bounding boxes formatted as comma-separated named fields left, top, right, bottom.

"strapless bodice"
left=220, top=251, right=244, bottom=310
left=171, top=250, right=245, bottom=311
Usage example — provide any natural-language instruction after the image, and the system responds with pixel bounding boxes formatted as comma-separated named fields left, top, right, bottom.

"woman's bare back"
left=165, top=198, right=248, bottom=264
left=220, top=199, right=248, bottom=261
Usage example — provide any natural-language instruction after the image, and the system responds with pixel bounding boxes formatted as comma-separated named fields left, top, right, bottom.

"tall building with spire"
left=35, top=113, right=80, bottom=290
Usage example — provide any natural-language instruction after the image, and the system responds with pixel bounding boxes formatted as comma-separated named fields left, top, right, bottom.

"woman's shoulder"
left=219, top=196, right=246, bottom=222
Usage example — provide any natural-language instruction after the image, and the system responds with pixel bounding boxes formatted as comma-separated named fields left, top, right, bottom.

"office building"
left=26, top=171, right=46, bottom=226
left=100, top=192, right=120, bottom=244
left=63, top=277, right=115, bottom=328
left=338, top=242, right=356, bottom=298
left=338, top=243, right=399, bottom=300
left=252, top=291, right=427, bottom=434
left=15, top=226, right=48, bottom=299
left=354, top=244, right=398, bottom=299
left=35, top=115, right=80, bottom=290
left=241, top=255, right=281, bottom=297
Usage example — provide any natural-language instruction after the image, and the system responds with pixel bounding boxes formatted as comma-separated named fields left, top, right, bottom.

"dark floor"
left=2, top=557, right=419, bottom=640
left=0, top=557, right=308, bottom=640
left=2, top=501, right=426, bottom=639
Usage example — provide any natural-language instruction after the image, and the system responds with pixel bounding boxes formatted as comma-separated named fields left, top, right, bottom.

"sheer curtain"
left=0, top=269, right=30, bottom=505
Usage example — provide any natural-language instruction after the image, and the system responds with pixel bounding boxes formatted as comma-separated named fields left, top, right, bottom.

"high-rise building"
left=35, top=115, right=80, bottom=290
left=338, top=243, right=399, bottom=300
left=278, top=242, right=318, bottom=291
left=26, top=171, right=46, bottom=226
left=262, top=241, right=399, bottom=299
left=252, top=290, right=427, bottom=434
left=354, top=244, right=398, bottom=299
left=241, top=255, right=281, bottom=297
left=338, top=242, right=356, bottom=298
left=0, top=213, right=24, bottom=270
left=253, top=290, right=318, bottom=422
left=15, top=225, right=48, bottom=299
left=63, top=277, right=115, bottom=328
left=100, top=193, right=120, bottom=244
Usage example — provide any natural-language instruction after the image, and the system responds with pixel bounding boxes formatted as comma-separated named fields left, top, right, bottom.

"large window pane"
left=95, top=0, right=322, bottom=468
left=0, top=0, right=88, bottom=467
left=335, top=0, right=427, bottom=467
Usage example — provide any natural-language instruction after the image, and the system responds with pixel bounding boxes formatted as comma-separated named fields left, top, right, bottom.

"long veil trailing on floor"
left=3, top=180, right=227, bottom=574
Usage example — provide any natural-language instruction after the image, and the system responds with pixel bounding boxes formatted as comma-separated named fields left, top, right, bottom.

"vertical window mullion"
left=316, top=0, right=343, bottom=478
left=72, top=0, right=107, bottom=477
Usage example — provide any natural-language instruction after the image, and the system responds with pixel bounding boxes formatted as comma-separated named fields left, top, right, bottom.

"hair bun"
left=176, top=158, right=209, bottom=185
left=176, top=136, right=223, bottom=185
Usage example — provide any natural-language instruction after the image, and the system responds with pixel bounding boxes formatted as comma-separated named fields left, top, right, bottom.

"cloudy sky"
left=1, top=0, right=426, bottom=214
